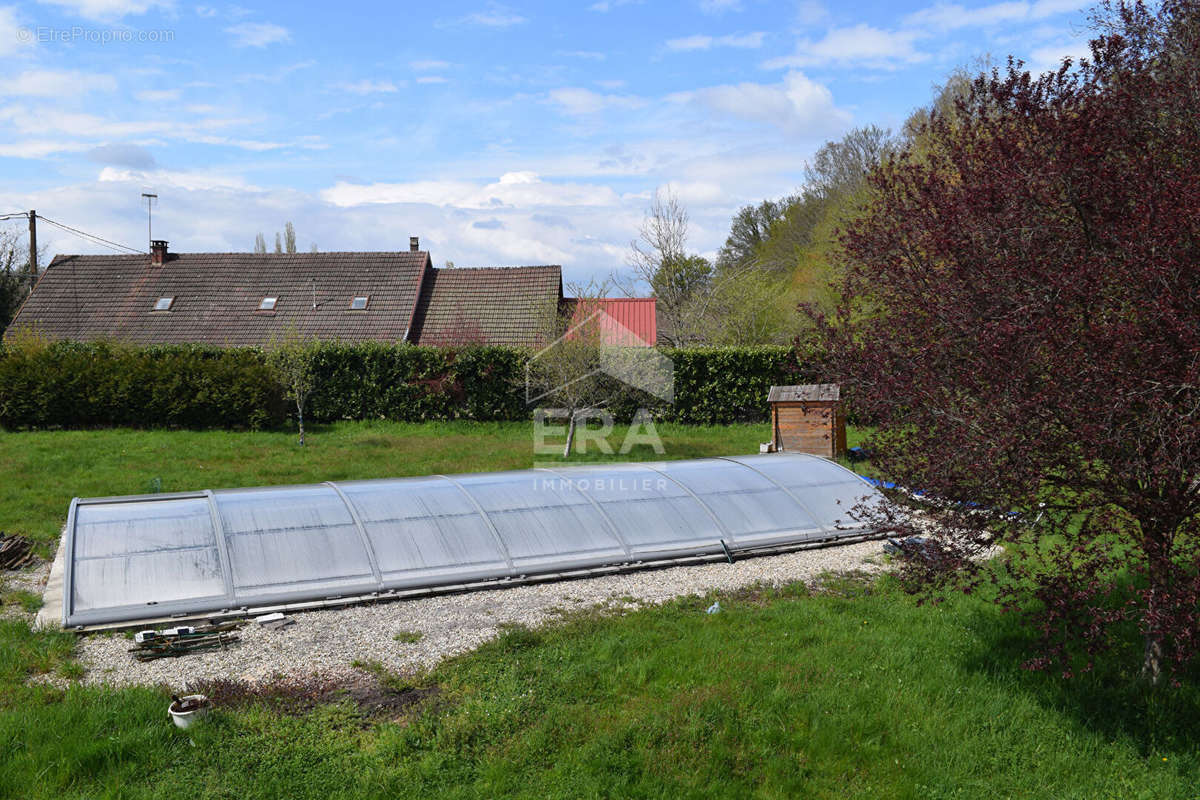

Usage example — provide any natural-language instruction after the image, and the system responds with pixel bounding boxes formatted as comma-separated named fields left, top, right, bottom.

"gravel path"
left=67, top=539, right=887, bottom=689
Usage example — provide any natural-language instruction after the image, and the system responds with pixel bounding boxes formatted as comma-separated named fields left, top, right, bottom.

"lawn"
left=0, top=420, right=772, bottom=550
left=1, top=421, right=1196, bottom=799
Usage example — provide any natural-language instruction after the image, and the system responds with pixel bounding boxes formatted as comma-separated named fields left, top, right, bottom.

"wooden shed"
left=768, top=384, right=846, bottom=459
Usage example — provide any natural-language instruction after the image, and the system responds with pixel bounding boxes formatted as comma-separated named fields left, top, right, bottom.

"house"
left=1, top=239, right=536, bottom=347
left=8, top=238, right=656, bottom=348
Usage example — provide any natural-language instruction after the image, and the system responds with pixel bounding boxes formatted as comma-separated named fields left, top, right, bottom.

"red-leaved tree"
left=812, top=0, right=1200, bottom=683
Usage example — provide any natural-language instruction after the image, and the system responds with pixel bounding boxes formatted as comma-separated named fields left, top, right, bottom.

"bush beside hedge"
left=0, top=340, right=816, bottom=430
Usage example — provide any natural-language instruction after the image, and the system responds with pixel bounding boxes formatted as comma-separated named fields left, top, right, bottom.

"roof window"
left=349, top=296, right=369, bottom=310
left=259, top=296, right=278, bottom=311
left=153, top=297, right=174, bottom=311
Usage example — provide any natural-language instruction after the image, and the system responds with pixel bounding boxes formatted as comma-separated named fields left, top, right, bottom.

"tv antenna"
left=140, top=192, right=157, bottom=253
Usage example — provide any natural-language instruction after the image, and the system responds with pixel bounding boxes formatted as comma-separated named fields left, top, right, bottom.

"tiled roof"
left=8, top=251, right=430, bottom=347
left=410, top=266, right=562, bottom=347
left=565, top=297, right=656, bottom=347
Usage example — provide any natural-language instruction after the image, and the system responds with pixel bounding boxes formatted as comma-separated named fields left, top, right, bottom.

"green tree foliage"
left=266, top=333, right=321, bottom=445
left=715, top=198, right=794, bottom=274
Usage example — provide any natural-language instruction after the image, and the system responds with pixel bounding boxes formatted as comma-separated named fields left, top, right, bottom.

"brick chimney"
left=150, top=240, right=168, bottom=266
left=409, top=236, right=419, bottom=252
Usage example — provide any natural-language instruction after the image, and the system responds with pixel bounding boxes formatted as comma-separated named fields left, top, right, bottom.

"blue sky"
left=0, top=0, right=1095, bottom=284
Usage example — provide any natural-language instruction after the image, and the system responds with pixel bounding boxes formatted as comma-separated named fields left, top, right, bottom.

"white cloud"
left=321, top=172, right=622, bottom=210
left=336, top=79, right=400, bottom=95
left=1031, top=0, right=1090, bottom=17
left=700, top=0, right=741, bottom=13
left=903, top=0, right=1088, bottom=32
left=546, top=87, right=645, bottom=115
left=411, top=59, right=451, bottom=71
left=588, top=0, right=639, bottom=12
left=764, top=24, right=927, bottom=70
left=0, top=70, right=117, bottom=97
left=666, top=32, right=764, bottom=51
left=416, top=76, right=449, bottom=85
left=195, top=5, right=218, bottom=17
left=0, top=102, right=297, bottom=154
left=1028, top=38, right=1092, bottom=72
left=36, top=0, right=169, bottom=19
left=0, top=6, right=33, bottom=58
left=98, top=166, right=258, bottom=192
left=135, top=88, right=181, bottom=102
left=669, top=71, right=849, bottom=135
left=559, top=50, right=606, bottom=60
left=225, top=22, right=290, bottom=47
left=460, top=3, right=525, bottom=27
left=236, top=60, right=314, bottom=83
left=87, top=142, right=156, bottom=168
left=0, top=140, right=94, bottom=158
left=904, top=1, right=1030, bottom=31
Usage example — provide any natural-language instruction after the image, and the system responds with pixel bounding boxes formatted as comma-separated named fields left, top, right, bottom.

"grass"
left=393, top=630, right=424, bottom=644
left=0, top=419, right=771, bottom=549
left=2, top=579, right=1198, bottom=798
left=1, top=420, right=1197, bottom=797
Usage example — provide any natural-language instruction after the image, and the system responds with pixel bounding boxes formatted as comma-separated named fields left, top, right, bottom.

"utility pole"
left=141, top=193, right=157, bottom=252
left=27, top=210, right=37, bottom=284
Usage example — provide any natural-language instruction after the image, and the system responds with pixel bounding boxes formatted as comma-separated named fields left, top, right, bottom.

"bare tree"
left=525, top=280, right=613, bottom=457
left=273, top=232, right=283, bottom=254
left=284, top=221, right=297, bottom=254
left=254, top=232, right=267, bottom=254
left=621, top=187, right=712, bottom=346
left=804, top=124, right=896, bottom=202
left=0, top=227, right=44, bottom=336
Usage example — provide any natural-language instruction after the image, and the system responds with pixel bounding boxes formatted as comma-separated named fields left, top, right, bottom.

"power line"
left=36, top=215, right=142, bottom=255
left=0, top=212, right=29, bottom=222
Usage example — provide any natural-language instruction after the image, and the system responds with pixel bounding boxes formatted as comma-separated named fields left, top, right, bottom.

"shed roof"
left=768, top=384, right=841, bottom=403
left=409, top=265, right=562, bottom=347
left=10, top=251, right=431, bottom=346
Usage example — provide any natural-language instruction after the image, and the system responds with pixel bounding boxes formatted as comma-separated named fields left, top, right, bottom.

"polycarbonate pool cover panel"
left=61, top=454, right=882, bottom=626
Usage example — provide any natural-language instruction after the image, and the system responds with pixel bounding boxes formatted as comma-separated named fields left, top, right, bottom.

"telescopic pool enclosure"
left=59, top=454, right=884, bottom=628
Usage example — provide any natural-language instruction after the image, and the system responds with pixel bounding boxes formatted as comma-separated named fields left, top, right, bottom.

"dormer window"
left=153, top=297, right=174, bottom=311
left=349, top=295, right=369, bottom=310
left=258, top=296, right=278, bottom=311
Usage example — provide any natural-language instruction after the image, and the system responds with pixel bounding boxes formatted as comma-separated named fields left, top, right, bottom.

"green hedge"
left=0, top=341, right=815, bottom=430
left=0, top=341, right=285, bottom=430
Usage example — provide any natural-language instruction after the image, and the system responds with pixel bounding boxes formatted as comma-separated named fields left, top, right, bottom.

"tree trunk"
left=1142, top=585, right=1163, bottom=685
left=563, top=412, right=576, bottom=458
left=298, top=404, right=305, bottom=447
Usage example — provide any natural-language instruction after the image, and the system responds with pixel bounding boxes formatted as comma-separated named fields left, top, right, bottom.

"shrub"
left=0, top=340, right=819, bottom=430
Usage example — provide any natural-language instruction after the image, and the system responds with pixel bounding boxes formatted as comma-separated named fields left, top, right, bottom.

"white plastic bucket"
left=168, top=694, right=210, bottom=729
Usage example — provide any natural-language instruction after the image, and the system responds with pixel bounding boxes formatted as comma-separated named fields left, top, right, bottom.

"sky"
left=0, top=0, right=1096, bottom=286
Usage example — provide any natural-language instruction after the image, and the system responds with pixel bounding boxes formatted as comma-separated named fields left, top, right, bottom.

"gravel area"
left=1, top=560, right=52, bottom=622
left=69, top=539, right=887, bottom=689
